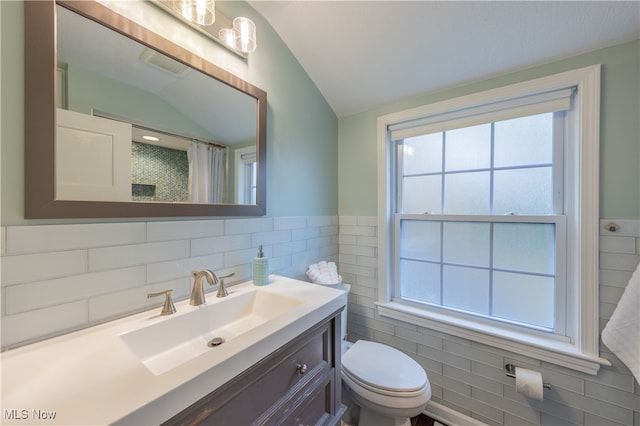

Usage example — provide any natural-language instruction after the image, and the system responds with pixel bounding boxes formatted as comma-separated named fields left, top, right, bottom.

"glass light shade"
left=219, top=28, right=237, bottom=49
left=233, top=17, right=257, bottom=53
left=174, top=0, right=215, bottom=26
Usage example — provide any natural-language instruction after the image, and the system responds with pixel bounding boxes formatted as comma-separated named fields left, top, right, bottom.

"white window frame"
left=377, top=65, right=610, bottom=374
left=234, top=146, right=257, bottom=204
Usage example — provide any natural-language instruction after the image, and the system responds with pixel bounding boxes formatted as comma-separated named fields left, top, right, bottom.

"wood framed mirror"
left=24, top=0, right=267, bottom=218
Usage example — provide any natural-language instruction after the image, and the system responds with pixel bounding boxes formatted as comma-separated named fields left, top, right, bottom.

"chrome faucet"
left=190, top=269, right=218, bottom=306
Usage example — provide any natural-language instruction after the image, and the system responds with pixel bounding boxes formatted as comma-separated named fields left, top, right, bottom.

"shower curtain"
left=188, top=142, right=226, bottom=203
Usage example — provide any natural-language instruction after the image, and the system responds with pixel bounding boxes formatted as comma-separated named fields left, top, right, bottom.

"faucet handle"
left=216, top=272, right=235, bottom=298
left=147, top=289, right=177, bottom=316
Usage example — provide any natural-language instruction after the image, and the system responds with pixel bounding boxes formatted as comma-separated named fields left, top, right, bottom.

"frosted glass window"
left=445, top=124, right=491, bottom=171
left=393, top=96, right=570, bottom=334
left=443, top=266, right=490, bottom=314
left=444, top=172, right=490, bottom=214
left=493, top=223, right=555, bottom=274
left=494, top=113, right=553, bottom=168
left=443, top=222, right=490, bottom=266
left=402, top=133, right=443, bottom=175
left=402, top=175, right=441, bottom=214
left=400, top=259, right=441, bottom=303
left=400, top=220, right=441, bottom=262
left=493, top=271, right=554, bottom=329
left=493, top=167, right=553, bottom=215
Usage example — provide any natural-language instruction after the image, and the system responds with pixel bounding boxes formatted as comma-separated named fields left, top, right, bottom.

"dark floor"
left=411, top=413, right=444, bottom=426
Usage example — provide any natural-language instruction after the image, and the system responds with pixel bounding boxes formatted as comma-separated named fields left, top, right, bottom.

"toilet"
left=320, top=282, right=431, bottom=426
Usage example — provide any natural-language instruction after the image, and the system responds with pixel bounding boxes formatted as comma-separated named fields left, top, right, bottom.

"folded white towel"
left=602, top=262, right=640, bottom=383
left=306, top=261, right=342, bottom=285
left=306, top=264, right=323, bottom=282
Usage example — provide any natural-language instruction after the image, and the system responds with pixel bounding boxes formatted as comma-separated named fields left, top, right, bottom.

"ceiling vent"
left=139, top=47, right=189, bottom=75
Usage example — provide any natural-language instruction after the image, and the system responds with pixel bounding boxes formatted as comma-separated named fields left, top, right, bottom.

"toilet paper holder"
left=505, top=364, right=551, bottom=389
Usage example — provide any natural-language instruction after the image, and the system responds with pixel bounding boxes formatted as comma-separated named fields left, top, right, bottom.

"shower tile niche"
left=131, top=142, right=189, bottom=202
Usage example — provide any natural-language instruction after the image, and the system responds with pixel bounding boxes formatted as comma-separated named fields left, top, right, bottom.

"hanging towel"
left=602, top=261, right=640, bottom=383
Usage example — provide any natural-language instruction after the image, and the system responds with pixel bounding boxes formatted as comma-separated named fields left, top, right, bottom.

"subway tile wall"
left=0, top=216, right=338, bottom=350
left=339, top=216, right=640, bottom=426
left=2, top=216, right=638, bottom=424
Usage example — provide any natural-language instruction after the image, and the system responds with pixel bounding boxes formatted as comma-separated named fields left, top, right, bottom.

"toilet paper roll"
left=515, top=367, right=544, bottom=401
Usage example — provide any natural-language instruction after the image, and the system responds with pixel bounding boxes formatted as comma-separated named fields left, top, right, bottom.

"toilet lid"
left=342, top=340, right=427, bottom=392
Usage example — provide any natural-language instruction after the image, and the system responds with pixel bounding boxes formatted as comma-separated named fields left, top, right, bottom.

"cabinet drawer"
left=206, top=333, right=326, bottom=424
left=262, top=369, right=339, bottom=426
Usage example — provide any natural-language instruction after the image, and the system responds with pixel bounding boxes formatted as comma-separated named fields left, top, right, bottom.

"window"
left=377, top=65, right=608, bottom=374
left=396, top=112, right=566, bottom=334
left=235, top=146, right=257, bottom=204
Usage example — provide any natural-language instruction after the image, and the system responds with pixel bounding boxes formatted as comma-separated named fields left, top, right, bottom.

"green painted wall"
left=338, top=40, right=640, bottom=219
left=65, top=64, right=216, bottom=140
left=0, top=0, right=339, bottom=225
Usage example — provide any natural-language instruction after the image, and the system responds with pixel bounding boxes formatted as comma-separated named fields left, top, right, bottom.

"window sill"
left=376, top=301, right=610, bottom=375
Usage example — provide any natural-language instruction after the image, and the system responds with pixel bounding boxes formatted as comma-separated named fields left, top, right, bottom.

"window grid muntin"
left=398, top=113, right=558, bottom=216
left=394, top=214, right=565, bottom=333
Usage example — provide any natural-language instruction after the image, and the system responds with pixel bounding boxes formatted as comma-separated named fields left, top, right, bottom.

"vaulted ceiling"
left=249, top=1, right=640, bottom=117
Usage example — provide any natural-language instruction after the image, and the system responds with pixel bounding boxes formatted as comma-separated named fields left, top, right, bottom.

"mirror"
left=24, top=0, right=267, bottom=218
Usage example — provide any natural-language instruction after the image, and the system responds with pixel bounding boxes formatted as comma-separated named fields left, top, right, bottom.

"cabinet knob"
left=295, top=363, right=308, bottom=375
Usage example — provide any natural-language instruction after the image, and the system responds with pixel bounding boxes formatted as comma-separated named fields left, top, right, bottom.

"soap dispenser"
left=253, top=245, right=269, bottom=286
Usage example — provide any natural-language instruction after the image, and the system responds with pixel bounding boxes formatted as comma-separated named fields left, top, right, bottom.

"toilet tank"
left=308, top=281, right=350, bottom=341
left=336, top=283, right=350, bottom=341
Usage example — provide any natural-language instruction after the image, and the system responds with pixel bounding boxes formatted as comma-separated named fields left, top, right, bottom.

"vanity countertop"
left=0, top=276, right=345, bottom=425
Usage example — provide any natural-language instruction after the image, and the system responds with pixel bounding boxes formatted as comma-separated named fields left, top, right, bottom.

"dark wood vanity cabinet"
left=164, top=309, right=346, bottom=426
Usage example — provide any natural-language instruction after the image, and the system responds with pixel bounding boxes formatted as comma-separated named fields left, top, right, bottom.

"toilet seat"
left=342, top=340, right=428, bottom=397
left=342, top=368, right=428, bottom=399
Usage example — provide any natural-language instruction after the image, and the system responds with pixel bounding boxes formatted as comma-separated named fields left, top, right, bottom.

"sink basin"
left=119, top=287, right=303, bottom=375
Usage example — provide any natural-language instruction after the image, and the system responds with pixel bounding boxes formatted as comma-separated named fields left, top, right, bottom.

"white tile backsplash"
left=6, top=223, right=146, bottom=255
left=6, top=266, right=146, bottom=315
left=1, top=227, right=6, bottom=256
left=1, top=250, right=87, bottom=286
left=146, top=219, right=225, bottom=242
left=252, top=229, right=292, bottom=246
left=274, top=216, right=307, bottom=230
left=0, top=216, right=338, bottom=350
left=307, top=215, right=336, bottom=228
left=88, top=278, right=190, bottom=323
left=146, top=253, right=224, bottom=283
left=273, top=240, right=307, bottom=257
left=225, top=217, right=273, bottom=235
left=190, top=234, right=251, bottom=257
left=1, top=301, right=88, bottom=347
left=88, top=240, right=190, bottom=271
left=600, top=235, right=636, bottom=254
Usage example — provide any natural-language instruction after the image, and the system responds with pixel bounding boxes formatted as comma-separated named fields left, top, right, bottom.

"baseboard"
left=423, top=401, right=488, bottom=426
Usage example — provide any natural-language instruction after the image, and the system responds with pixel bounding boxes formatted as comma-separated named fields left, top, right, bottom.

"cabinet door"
left=56, top=108, right=132, bottom=201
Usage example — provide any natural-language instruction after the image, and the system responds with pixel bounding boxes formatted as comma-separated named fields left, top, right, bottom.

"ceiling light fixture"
left=173, top=0, right=215, bottom=26
left=234, top=17, right=257, bottom=53
left=155, top=1, right=257, bottom=57
left=219, top=17, right=257, bottom=54
left=218, top=28, right=236, bottom=50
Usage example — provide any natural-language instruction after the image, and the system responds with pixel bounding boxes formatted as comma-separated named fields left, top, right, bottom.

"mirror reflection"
left=56, top=4, right=257, bottom=205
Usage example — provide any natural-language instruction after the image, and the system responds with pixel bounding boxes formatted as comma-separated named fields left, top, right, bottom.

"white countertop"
left=0, top=276, right=346, bottom=425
